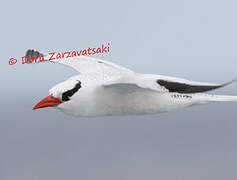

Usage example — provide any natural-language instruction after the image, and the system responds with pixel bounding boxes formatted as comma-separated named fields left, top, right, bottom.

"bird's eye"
left=62, top=81, right=81, bottom=101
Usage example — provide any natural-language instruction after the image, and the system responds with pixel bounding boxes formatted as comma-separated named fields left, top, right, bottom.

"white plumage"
left=27, top=50, right=237, bottom=117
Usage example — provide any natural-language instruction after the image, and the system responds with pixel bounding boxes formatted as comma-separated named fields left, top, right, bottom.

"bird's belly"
left=89, top=92, right=195, bottom=116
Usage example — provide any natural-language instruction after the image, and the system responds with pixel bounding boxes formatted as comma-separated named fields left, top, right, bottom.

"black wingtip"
left=157, top=78, right=237, bottom=94
left=157, top=79, right=222, bottom=94
left=25, top=49, right=44, bottom=59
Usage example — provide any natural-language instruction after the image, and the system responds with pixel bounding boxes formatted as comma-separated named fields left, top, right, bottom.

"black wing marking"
left=157, top=79, right=237, bottom=94
left=62, top=81, right=81, bottom=101
left=26, top=49, right=44, bottom=59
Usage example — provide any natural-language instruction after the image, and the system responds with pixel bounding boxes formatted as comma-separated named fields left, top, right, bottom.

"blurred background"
left=1, top=0, right=237, bottom=179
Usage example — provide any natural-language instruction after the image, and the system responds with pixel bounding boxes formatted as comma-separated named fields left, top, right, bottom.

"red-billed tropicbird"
left=26, top=49, right=237, bottom=117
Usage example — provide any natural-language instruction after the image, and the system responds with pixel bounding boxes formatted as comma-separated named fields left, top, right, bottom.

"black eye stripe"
left=62, top=81, right=81, bottom=101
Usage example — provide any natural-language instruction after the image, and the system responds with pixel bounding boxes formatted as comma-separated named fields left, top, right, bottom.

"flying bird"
left=27, top=49, right=237, bottom=117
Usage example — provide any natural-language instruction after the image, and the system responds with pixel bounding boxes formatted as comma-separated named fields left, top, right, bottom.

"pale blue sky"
left=1, top=0, right=237, bottom=179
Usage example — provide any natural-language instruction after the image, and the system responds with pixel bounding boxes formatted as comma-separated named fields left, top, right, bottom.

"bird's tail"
left=198, top=94, right=237, bottom=103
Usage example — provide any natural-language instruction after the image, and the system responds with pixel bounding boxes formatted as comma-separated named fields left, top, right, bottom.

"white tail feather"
left=202, top=94, right=237, bottom=102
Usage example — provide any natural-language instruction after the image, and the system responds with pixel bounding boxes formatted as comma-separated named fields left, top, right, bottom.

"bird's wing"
left=25, top=50, right=236, bottom=93
left=25, top=49, right=133, bottom=76
left=154, top=74, right=237, bottom=93
left=103, top=74, right=237, bottom=94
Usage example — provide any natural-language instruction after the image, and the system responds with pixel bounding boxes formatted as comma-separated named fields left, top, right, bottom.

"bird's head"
left=33, top=79, right=81, bottom=110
